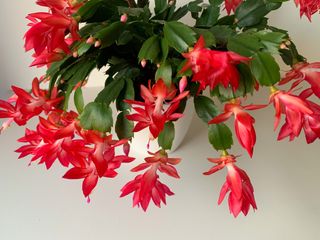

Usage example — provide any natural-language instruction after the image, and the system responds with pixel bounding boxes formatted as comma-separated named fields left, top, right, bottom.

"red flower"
left=125, top=79, right=189, bottom=139
left=209, top=99, right=266, bottom=157
left=204, top=154, right=257, bottom=217
left=181, top=36, right=250, bottom=92
left=63, top=160, right=99, bottom=198
left=0, top=78, right=63, bottom=133
left=280, top=62, right=320, bottom=98
left=79, top=130, right=135, bottom=177
left=63, top=129, right=135, bottom=198
left=24, top=0, right=81, bottom=67
left=225, top=0, right=243, bottom=15
left=15, top=110, right=90, bottom=169
left=121, top=150, right=181, bottom=211
left=278, top=89, right=320, bottom=143
left=294, top=0, right=320, bottom=20
left=270, top=88, right=313, bottom=137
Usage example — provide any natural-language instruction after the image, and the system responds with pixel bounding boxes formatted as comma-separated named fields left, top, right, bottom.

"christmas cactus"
left=1, top=0, right=320, bottom=217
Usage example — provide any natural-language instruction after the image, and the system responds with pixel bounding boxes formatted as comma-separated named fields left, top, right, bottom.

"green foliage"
left=80, top=102, right=113, bottom=132
left=155, top=61, right=172, bottom=85
left=94, top=22, right=126, bottom=48
left=74, top=88, right=85, bottom=114
left=43, top=0, right=303, bottom=140
left=250, top=52, right=280, bottom=86
left=116, top=110, right=134, bottom=139
left=158, top=122, right=175, bottom=150
left=208, top=124, right=233, bottom=150
left=228, top=34, right=263, bottom=57
left=95, top=68, right=139, bottom=106
left=163, top=21, right=197, bottom=53
left=138, top=35, right=161, bottom=63
left=194, top=96, right=233, bottom=150
left=235, top=0, right=282, bottom=28
left=194, top=96, right=218, bottom=123
left=195, top=4, right=220, bottom=28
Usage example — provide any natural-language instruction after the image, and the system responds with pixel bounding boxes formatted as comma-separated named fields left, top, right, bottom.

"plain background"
left=0, top=1, right=320, bottom=240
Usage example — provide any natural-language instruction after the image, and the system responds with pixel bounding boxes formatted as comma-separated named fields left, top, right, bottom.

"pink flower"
left=225, top=0, right=243, bottom=15
left=280, top=62, right=320, bottom=98
left=209, top=99, right=266, bottom=157
left=121, top=150, right=181, bottom=211
left=181, top=36, right=250, bottom=92
left=270, top=88, right=313, bottom=137
left=125, top=79, right=189, bottom=139
left=294, top=0, right=320, bottom=20
left=204, top=154, right=257, bottom=217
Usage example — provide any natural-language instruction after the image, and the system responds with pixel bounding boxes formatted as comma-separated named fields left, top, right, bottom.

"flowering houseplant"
left=1, top=0, right=320, bottom=217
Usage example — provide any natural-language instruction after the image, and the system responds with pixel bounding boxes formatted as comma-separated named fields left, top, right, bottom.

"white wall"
left=0, top=1, right=320, bottom=240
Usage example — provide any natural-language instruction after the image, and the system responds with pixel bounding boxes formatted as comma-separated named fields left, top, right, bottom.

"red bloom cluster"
left=125, top=79, right=189, bottom=139
left=16, top=109, right=135, bottom=199
left=209, top=99, right=266, bottom=157
left=121, top=150, right=181, bottom=211
left=225, top=0, right=243, bottom=15
left=16, top=110, right=88, bottom=169
left=270, top=84, right=320, bottom=143
left=204, top=154, right=257, bottom=217
left=181, top=36, right=250, bottom=92
left=280, top=62, right=320, bottom=98
left=275, top=61, right=320, bottom=143
left=275, top=88, right=320, bottom=143
left=295, top=0, right=320, bottom=20
left=25, top=0, right=82, bottom=67
left=0, top=78, right=63, bottom=133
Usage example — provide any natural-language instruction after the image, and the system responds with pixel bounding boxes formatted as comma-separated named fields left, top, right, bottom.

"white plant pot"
left=130, top=99, right=195, bottom=154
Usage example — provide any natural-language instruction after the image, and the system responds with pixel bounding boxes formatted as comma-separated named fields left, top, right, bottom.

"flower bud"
left=86, top=36, right=95, bottom=45
left=141, top=59, right=147, bottom=68
left=73, top=51, right=78, bottom=58
left=94, top=40, right=101, bottom=48
left=120, top=14, right=128, bottom=23
left=123, top=142, right=130, bottom=156
left=179, top=76, right=188, bottom=93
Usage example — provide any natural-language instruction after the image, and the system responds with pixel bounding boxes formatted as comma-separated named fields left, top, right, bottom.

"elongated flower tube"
left=209, top=99, right=266, bottom=157
left=121, top=150, right=181, bottom=211
left=270, top=87, right=313, bottom=138
left=204, top=154, right=257, bottom=217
